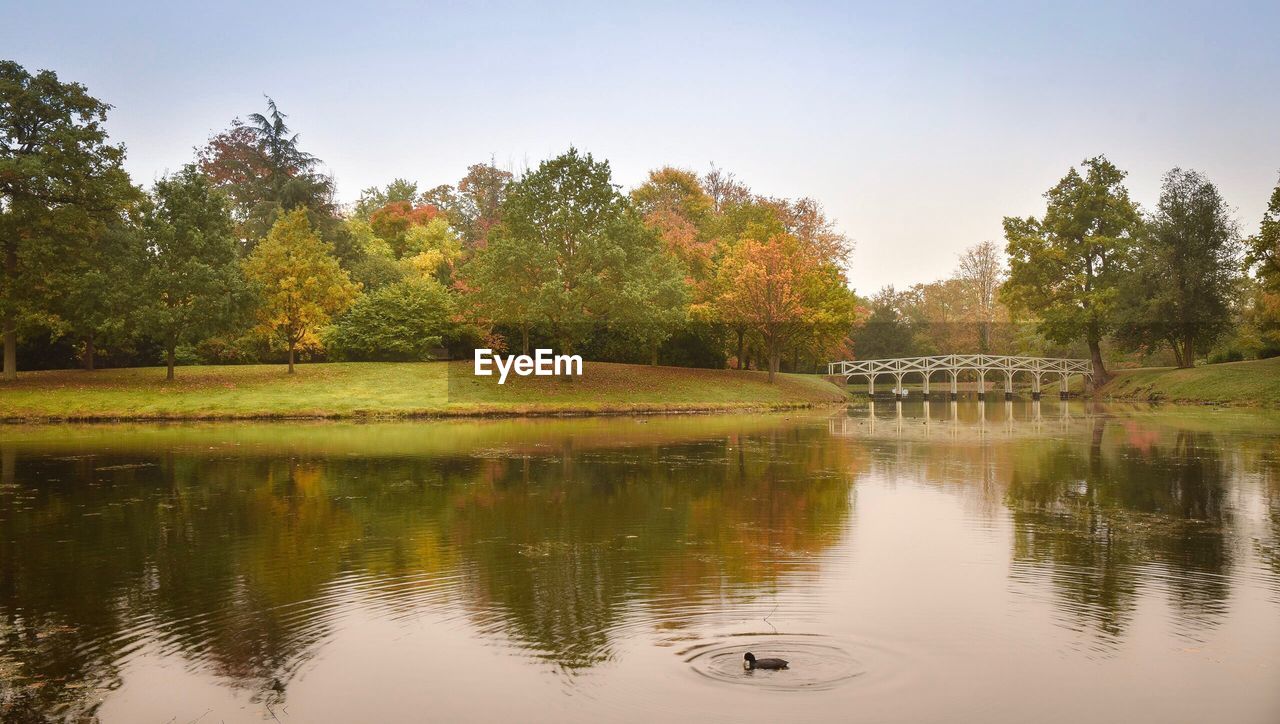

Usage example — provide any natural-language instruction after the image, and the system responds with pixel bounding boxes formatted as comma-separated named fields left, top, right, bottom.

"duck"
left=743, top=652, right=789, bottom=670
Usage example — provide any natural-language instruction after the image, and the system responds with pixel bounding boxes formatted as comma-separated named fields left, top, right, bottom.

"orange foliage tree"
left=715, top=233, right=858, bottom=381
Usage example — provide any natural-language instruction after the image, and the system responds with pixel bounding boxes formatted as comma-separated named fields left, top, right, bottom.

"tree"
left=0, top=60, right=131, bottom=379
left=956, top=241, right=1004, bottom=353
left=702, top=165, right=752, bottom=213
left=494, top=148, right=627, bottom=354
left=460, top=230, right=552, bottom=354
left=353, top=178, right=420, bottom=221
left=761, top=196, right=852, bottom=265
left=906, top=279, right=972, bottom=355
left=631, top=167, right=717, bottom=290
left=324, top=277, right=454, bottom=361
left=853, top=287, right=917, bottom=359
left=1247, top=176, right=1280, bottom=349
left=57, top=218, right=147, bottom=370
left=138, top=166, right=249, bottom=380
left=197, top=97, right=336, bottom=244
left=243, top=208, right=358, bottom=372
left=606, top=218, right=689, bottom=364
left=715, top=232, right=855, bottom=382
left=368, top=200, right=443, bottom=257
left=1001, top=156, right=1141, bottom=382
left=1117, top=169, right=1241, bottom=366
left=454, top=162, right=512, bottom=249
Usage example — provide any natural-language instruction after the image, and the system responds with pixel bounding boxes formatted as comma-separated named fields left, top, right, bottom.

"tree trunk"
left=2, top=314, right=15, bottom=381
left=288, top=345, right=296, bottom=374
left=651, top=346, right=658, bottom=366
left=3, top=243, right=15, bottom=381
left=767, top=353, right=779, bottom=383
left=1088, top=339, right=1109, bottom=388
left=82, top=333, right=96, bottom=371
left=1180, top=336, right=1194, bottom=368
left=1170, top=338, right=1184, bottom=368
left=735, top=329, right=745, bottom=370
left=166, top=346, right=176, bottom=382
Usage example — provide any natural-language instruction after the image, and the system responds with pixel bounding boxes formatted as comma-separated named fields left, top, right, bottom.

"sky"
left=4, top=0, right=1278, bottom=292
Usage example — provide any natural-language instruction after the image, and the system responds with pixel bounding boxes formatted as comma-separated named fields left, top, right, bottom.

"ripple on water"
left=682, top=634, right=866, bottom=692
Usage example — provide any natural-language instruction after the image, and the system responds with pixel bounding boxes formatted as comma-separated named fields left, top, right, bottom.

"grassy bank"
left=1097, top=357, right=1280, bottom=407
left=0, top=361, right=848, bottom=422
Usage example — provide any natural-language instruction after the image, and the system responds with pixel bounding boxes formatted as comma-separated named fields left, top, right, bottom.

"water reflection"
left=0, top=418, right=858, bottom=720
left=2, top=408, right=1279, bottom=722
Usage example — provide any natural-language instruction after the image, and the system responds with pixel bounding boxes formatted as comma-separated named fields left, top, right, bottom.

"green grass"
left=0, top=360, right=848, bottom=422
left=1098, top=357, right=1280, bottom=407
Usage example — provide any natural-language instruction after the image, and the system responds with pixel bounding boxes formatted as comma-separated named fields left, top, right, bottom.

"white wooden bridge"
left=827, top=354, right=1093, bottom=400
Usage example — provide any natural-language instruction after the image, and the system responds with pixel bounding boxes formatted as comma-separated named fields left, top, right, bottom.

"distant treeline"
left=1, top=60, right=1278, bottom=383
left=858, top=158, right=1280, bottom=378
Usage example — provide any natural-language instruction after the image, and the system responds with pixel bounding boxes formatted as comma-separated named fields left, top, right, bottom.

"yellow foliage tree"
left=244, top=208, right=360, bottom=372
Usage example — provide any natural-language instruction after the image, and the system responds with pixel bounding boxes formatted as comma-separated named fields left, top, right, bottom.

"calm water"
left=2, top=402, right=1278, bottom=723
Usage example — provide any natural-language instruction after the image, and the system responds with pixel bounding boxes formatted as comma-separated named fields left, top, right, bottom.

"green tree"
left=852, top=287, right=916, bottom=359
left=607, top=219, right=689, bottom=364
left=138, top=166, right=249, bottom=380
left=1117, top=169, right=1241, bottom=366
left=56, top=218, right=147, bottom=370
left=1001, top=156, right=1141, bottom=382
left=461, top=230, right=553, bottom=354
left=494, top=148, right=627, bottom=354
left=0, top=60, right=131, bottom=379
left=324, top=277, right=455, bottom=361
left=243, top=208, right=359, bottom=373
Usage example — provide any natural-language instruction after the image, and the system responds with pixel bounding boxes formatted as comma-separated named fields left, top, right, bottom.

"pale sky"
left=4, top=0, right=1278, bottom=293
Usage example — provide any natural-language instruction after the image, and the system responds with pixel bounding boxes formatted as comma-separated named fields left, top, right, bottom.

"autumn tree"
left=353, top=178, right=421, bottom=221
left=0, top=60, right=132, bottom=379
left=702, top=165, right=752, bottom=213
left=243, top=208, right=358, bottom=372
left=631, top=167, right=716, bottom=288
left=368, top=200, right=442, bottom=257
left=1001, top=156, right=1141, bottom=382
left=1116, top=169, right=1241, bottom=366
left=1247, top=176, right=1280, bottom=350
left=197, top=97, right=337, bottom=244
left=138, top=166, right=249, bottom=380
left=760, top=196, right=852, bottom=265
left=715, top=232, right=856, bottom=382
left=454, top=162, right=512, bottom=248
left=956, top=241, right=1004, bottom=353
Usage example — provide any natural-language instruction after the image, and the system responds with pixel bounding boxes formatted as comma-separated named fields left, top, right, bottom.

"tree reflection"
left=0, top=418, right=856, bottom=719
left=1006, top=419, right=1232, bottom=643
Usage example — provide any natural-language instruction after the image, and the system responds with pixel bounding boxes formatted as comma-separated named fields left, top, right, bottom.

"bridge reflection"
left=828, top=399, right=1092, bottom=440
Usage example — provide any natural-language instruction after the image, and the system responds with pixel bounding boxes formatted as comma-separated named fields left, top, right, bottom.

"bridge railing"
left=826, top=354, right=1092, bottom=400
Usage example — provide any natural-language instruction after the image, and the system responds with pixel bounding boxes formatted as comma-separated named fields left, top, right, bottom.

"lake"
left=2, top=402, right=1278, bottom=722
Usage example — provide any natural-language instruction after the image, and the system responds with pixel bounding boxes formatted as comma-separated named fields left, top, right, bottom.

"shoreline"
left=0, top=361, right=851, bottom=425
left=5, top=357, right=1277, bottom=425
left=0, top=400, right=837, bottom=425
